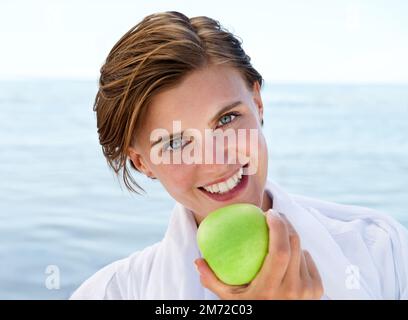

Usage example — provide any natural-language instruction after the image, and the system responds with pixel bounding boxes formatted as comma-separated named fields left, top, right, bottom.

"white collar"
left=156, top=179, right=373, bottom=299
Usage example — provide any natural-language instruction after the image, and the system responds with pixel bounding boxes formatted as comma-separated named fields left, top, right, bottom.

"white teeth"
left=202, top=167, right=244, bottom=194
left=226, top=178, right=236, bottom=190
left=218, top=182, right=228, bottom=193
left=238, top=167, right=244, bottom=179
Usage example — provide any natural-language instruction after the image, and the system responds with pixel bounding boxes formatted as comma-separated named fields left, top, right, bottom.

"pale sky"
left=0, top=0, right=407, bottom=83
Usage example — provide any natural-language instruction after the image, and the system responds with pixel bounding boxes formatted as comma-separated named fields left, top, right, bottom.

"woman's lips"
left=198, top=164, right=249, bottom=202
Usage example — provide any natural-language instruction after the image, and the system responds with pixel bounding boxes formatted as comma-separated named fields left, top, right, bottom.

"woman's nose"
left=200, top=129, right=239, bottom=165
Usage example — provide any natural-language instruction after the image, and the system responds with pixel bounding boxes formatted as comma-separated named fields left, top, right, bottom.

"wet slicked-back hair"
left=94, top=11, right=263, bottom=194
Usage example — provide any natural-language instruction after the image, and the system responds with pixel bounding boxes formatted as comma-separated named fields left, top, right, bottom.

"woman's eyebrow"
left=208, top=100, right=242, bottom=126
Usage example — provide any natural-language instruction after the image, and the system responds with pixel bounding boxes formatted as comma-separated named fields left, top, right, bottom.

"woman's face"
left=129, top=65, right=271, bottom=223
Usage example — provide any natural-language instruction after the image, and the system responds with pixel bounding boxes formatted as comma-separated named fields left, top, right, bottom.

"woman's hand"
left=194, top=209, right=324, bottom=300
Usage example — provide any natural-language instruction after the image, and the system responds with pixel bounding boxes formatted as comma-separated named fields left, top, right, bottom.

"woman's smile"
left=128, top=64, right=270, bottom=221
left=198, top=163, right=250, bottom=202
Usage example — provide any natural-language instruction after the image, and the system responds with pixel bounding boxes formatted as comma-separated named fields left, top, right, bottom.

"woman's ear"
left=252, top=81, right=264, bottom=125
left=127, top=147, right=156, bottom=179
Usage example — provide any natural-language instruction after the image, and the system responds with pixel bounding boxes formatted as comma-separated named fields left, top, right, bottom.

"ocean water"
left=0, top=80, right=407, bottom=299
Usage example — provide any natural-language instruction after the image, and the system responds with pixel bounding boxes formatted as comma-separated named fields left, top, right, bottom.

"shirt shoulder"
left=70, top=241, right=161, bottom=300
left=292, top=193, right=408, bottom=299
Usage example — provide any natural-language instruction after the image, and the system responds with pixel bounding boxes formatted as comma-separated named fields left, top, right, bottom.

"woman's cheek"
left=160, top=164, right=196, bottom=193
left=237, top=119, right=264, bottom=172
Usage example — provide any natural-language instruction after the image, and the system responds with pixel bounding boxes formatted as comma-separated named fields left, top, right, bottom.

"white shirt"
left=70, top=180, right=408, bottom=299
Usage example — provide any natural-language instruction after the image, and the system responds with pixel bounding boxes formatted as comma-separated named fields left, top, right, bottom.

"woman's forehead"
left=146, top=66, right=250, bottom=121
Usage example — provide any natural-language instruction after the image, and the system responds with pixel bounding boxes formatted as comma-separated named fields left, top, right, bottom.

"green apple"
left=197, top=203, right=269, bottom=285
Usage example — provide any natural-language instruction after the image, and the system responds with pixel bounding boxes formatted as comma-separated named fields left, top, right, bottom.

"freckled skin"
left=128, top=65, right=272, bottom=224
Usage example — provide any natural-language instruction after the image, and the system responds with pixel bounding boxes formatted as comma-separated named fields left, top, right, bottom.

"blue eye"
left=170, top=138, right=182, bottom=149
left=217, top=112, right=239, bottom=128
left=163, top=136, right=190, bottom=152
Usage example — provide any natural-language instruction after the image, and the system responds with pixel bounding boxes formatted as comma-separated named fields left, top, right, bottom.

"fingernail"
left=268, top=209, right=281, bottom=219
left=194, top=261, right=201, bottom=274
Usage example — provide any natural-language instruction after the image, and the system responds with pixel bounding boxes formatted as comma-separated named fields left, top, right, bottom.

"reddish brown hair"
left=94, top=11, right=263, bottom=194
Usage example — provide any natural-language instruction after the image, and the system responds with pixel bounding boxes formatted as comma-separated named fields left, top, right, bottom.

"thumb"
left=195, top=258, right=230, bottom=297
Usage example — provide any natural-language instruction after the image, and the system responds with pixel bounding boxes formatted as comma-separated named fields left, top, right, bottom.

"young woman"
left=71, top=11, right=408, bottom=300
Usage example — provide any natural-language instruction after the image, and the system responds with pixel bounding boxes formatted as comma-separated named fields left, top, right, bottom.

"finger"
left=195, top=258, right=230, bottom=298
left=280, top=214, right=309, bottom=280
left=256, top=209, right=291, bottom=285
left=280, top=214, right=302, bottom=282
left=304, top=251, right=321, bottom=283
left=299, top=250, right=310, bottom=280
left=304, top=251, right=324, bottom=298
